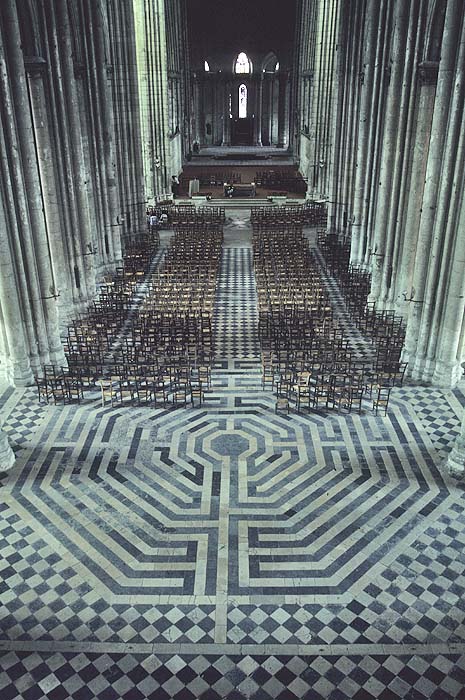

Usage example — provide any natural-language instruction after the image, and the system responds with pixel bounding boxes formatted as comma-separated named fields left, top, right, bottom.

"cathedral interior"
left=1, top=0, right=465, bottom=698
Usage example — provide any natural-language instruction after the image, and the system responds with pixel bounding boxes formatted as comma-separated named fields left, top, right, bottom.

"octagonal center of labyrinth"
left=210, top=432, right=250, bottom=457
left=13, top=402, right=448, bottom=599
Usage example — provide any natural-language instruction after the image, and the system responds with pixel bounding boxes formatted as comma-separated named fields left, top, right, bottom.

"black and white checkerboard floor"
left=1, top=649, right=465, bottom=699
left=1, top=216, right=465, bottom=699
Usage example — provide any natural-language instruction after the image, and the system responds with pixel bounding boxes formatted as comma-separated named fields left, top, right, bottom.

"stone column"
left=0, top=181, right=34, bottom=386
left=26, top=60, right=75, bottom=329
left=394, top=61, right=437, bottom=319
left=256, top=74, right=264, bottom=146
left=403, top=0, right=463, bottom=381
left=268, top=75, right=275, bottom=144
left=421, top=15, right=465, bottom=385
left=53, top=1, right=94, bottom=301
left=91, top=0, right=122, bottom=262
left=363, top=0, right=391, bottom=267
left=368, top=0, right=410, bottom=304
left=320, top=0, right=340, bottom=198
left=283, top=74, right=291, bottom=149
left=193, top=76, right=200, bottom=144
left=199, top=75, right=206, bottom=145
left=134, top=0, right=171, bottom=199
left=3, top=1, right=65, bottom=366
left=337, top=0, right=364, bottom=236
left=222, top=80, right=231, bottom=146
left=123, top=0, right=146, bottom=234
left=0, top=32, right=40, bottom=380
left=41, top=4, right=92, bottom=316
left=350, top=3, right=378, bottom=264
left=430, top=113, right=465, bottom=386
left=447, top=409, right=465, bottom=479
left=380, top=0, right=421, bottom=308
left=277, top=72, right=287, bottom=147
left=0, top=425, right=15, bottom=471
left=329, top=0, right=353, bottom=222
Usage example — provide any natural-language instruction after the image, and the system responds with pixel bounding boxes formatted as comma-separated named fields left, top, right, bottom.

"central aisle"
left=213, top=212, right=261, bottom=367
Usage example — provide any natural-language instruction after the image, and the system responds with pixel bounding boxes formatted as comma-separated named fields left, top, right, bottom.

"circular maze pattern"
left=7, top=394, right=450, bottom=601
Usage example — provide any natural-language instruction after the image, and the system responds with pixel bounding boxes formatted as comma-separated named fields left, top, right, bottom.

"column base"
left=410, top=354, right=427, bottom=382
left=446, top=439, right=465, bottom=479
left=0, top=429, right=15, bottom=471
left=406, top=353, right=464, bottom=388
left=49, top=347, right=67, bottom=369
left=1, top=358, right=35, bottom=387
left=432, top=359, right=464, bottom=388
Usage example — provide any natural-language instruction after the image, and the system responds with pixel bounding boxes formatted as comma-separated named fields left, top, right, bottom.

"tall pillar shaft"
left=350, top=4, right=378, bottom=264
left=403, top=0, right=464, bottom=383
left=368, top=0, right=411, bottom=303
left=447, top=410, right=465, bottom=479
left=255, top=75, right=263, bottom=146
left=277, top=73, right=287, bottom=147
left=0, top=425, right=15, bottom=471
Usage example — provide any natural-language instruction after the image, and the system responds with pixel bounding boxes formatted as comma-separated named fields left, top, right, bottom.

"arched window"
left=235, top=52, right=251, bottom=74
left=204, top=60, right=210, bottom=72
left=239, top=84, right=247, bottom=118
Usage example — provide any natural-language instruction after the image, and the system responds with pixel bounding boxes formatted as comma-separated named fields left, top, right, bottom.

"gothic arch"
left=424, top=0, right=447, bottom=62
left=233, top=51, right=252, bottom=74
left=261, top=51, right=279, bottom=72
left=15, top=0, right=42, bottom=58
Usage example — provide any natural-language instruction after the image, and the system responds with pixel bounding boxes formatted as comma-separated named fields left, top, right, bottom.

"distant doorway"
left=231, top=117, right=254, bottom=145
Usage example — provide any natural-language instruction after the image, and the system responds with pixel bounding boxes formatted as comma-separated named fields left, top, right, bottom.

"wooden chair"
left=275, top=394, right=290, bottom=414
left=190, top=381, right=205, bottom=407
left=63, top=375, right=84, bottom=404
left=373, top=385, right=392, bottom=415
left=292, top=371, right=312, bottom=411
left=342, top=384, right=364, bottom=414
left=99, top=378, right=119, bottom=407
left=35, top=375, right=52, bottom=404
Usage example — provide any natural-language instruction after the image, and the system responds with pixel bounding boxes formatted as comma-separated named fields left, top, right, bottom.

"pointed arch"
left=234, top=52, right=252, bottom=74
left=425, top=0, right=446, bottom=62
left=261, top=51, right=279, bottom=73
left=15, top=0, right=42, bottom=57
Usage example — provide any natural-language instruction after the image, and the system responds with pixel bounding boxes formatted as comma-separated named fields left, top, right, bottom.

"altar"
left=224, top=182, right=256, bottom=198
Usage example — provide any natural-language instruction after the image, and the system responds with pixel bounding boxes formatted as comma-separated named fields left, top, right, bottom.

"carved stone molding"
left=24, top=56, right=47, bottom=76
left=418, top=60, right=439, bottom=86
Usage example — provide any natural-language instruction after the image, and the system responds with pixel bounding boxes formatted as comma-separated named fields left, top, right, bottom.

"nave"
left=1, top=216, right=465, bottom=699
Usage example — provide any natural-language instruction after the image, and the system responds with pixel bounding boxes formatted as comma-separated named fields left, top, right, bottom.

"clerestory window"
left=235, top=52, right=251, bottom=74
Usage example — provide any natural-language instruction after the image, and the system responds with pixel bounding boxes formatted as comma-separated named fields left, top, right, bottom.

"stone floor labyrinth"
left=2, top=217, right=465, bottom=698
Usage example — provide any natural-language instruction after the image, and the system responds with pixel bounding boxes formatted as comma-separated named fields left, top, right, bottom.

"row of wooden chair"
left=318, top=232, right=407, bottom=370
left=254, top=226, right=402, bottom=416
left=36, top=213, right=222, bottom=407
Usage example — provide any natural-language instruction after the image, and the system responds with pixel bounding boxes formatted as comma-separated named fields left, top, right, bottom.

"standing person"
left=149, top=212, right=158, bottom=232
left=171, top=175, right=179, bottom=199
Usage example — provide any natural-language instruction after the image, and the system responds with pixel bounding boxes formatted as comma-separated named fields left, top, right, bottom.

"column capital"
left=24, top=56, right=48, bottom=76
left=418, top=61, right=439, bottom=86
left=73, top=61, right=86, bottom=79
